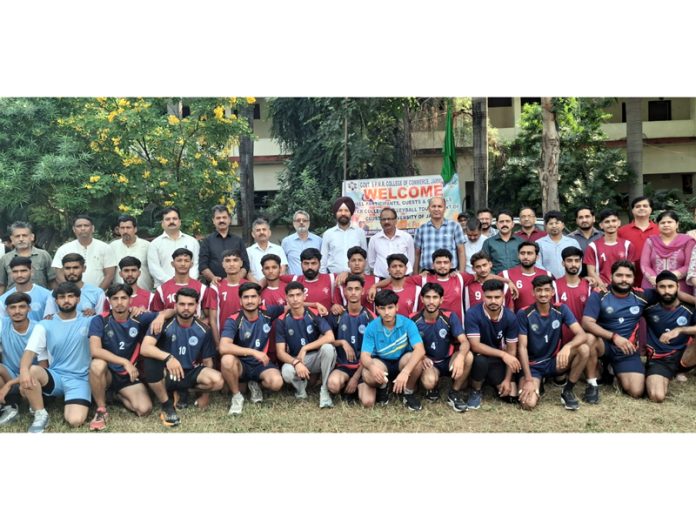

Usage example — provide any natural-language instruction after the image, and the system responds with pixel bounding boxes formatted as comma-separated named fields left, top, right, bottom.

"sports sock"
left=587, top=378, right=598, bottom=387
left=404, top=387, right=414, bottom=395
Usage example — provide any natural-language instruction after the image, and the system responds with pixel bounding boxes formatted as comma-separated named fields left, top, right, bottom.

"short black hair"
left=531, top=275, right=554, bottom=289
left=543, top=210, right=564, bottom=224
left=72, top=214, right=93, bottom=226
left=431, top=248, right=453, bottom=262
left=466, top=218, right=482, bottom=232
left=119, top=256, right=142, bottom=269
left=630, top=195, right=653, bottom=209
left=5, top=291, right=31, bottom=307
left=62, top=253, right=85, bottom=266
left=300, top=248, right=322, bottom=262
left=374, top=289, right=399, bottom=308
left=420, top=282, right=444, bottom=298
left=106, top=284, right=133, bottom=298
left=611, top=260, right=635, bottom=275
left=598, top=208, right=619, bottom=223
left=239, top=282, right=262, bottom=296
left=344, top=274, right=365, bottom=287
left=175, top=287, right=199, bottom=302
left=53, top=282, right=81, bottom=299
left=387, top=253, right=408, bottom=266
left=9, top=256, right=32, bottom=269
left=482, top=279, right=505, bottom=293
left=160, top=206, right=181, bottom=219
left=222, top=248, right=244, bottom=260
left=285, top=281, right=305, bottom=295
left=212, top=204, right=230, bottom=216
left=470, top=251, right=491, bottom=266
left=172, top=248, right=193, bottom=260
left=347, top=246, right=367, bottom=260
left=476, top=208, right=493, bottom=216
left=260, top=253, right=281, bottom=266
left=496, top=209, right=514, bottom=221
left=561, top=246, right=583, bottom=260
left=117, top=214, right=137, bottom=227
left=574, top=205, right=594, bottom=218
left=518, top=241, right=539, bottom=254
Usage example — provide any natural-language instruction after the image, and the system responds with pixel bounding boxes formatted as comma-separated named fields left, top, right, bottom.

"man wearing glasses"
left=367, top=207, right=415, bottom=279
left=281, top=210, right=323, bottom=276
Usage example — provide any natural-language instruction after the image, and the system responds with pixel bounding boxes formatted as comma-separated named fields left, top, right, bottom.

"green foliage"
left=267, top=97, right=418, bottom=231
left=647, top=186, right=696, bottom=231
left=490, top=98, right=630, bottom=217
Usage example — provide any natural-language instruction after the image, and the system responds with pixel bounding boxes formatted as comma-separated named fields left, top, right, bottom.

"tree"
left=267, top=97, right=419, bottom=231
left=472, top=97, right=488, bottom=211
left=625, top=97, right=644, bottom=201
left=490, top=98, right=630, bottom=216
left=540, top=97, right=561, bottom=212
left=238, top=103, right=256, bottom=244
left=62, top=97, right=253, bottom=236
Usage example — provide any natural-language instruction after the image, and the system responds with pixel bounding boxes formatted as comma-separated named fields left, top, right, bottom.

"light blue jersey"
left=26, top=314, right=93, bottom=378
left=0, top=284, right=52, bottom=321
left=44, top=283, right=105, bottom=316
left=0, top=317, right=37, bottom=375
left=361, top=314, right=423, bottom=361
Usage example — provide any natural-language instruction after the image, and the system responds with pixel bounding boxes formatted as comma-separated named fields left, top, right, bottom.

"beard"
left=611, top=282, right=632, bottom=294
left=303, top=268, right=319, bottom=280
left=659, top=293, right=678, bottom=305
left=58, top=303, right=78, bottom=314
left=337, top=215, right=351, bottom=226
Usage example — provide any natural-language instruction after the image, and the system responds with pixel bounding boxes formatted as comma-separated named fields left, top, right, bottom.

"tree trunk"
left=239, top=104, right=255, bottom=245
left=540, top=97, right=561, bottom=213
left=626, top=97, right=644, bottom=201
left=400, top=105, right=417, bottom=176
left=472, top=97, right=488, bottom=211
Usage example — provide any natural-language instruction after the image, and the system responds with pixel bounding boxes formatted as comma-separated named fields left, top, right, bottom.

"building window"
left=520, top=98, right=541, bottom=108
left=648, top=100, right=671, bottom=121
left=683, top=174, right=694, bottom=195
left=232, top=104, right=261, bottom=120
left=488, top=98, right=512, bottom=108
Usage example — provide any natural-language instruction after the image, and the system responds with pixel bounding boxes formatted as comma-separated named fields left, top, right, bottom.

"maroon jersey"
left=260, top=282, right=288, bottom=364
left=584, top=237, right=636, bottom=284
left=280, top=273, right=335, bottom=309
left=502, top=266, right=548, bottom=312
left=102, top=286, right=153, bottom=313
left=334, top=274, right=376, bottom=311
left=208, top=279, right=242, bottom=331
left=554, top=276, right=593, bottom=344
left=464, top=278, right=512, bottom=310
left=421, top=273, right=472, bottom=322
left=151, top=277, right=210, bottom=316
left=381, top=280, right=421, bottom=316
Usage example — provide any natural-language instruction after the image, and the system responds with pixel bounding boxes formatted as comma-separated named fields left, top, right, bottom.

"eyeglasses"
left=380, top=217, right=396, bottom=222
left=293, top=218, right=309, bottom=223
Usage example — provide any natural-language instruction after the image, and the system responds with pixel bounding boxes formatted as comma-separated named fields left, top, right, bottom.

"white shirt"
left=464, top=235, right=488, bottom=274
left=367, top=229, right=414, bottom=279
left=110, top=237, right=153, bottom=291
left=246, top=241, right=288, bottom=279
left=320, top=225, right=368, bottom=274
left=52, top=238, right=117, bottom=287
left=147, top=231, right=200, bottom=288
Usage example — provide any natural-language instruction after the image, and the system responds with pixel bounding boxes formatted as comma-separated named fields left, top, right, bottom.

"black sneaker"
left=583, top=385, right=600, bottom=404
left=402, top=393, right=422, bottom=411
left=175, top=390, right=189, bottom=410
left=560, top=388, right=580, bottom=411
left=342, top=392, right=357, bottom=404
left=447, top=390, right=467, bottom=412
left=376, top=386, right=390, bottom=406
left=425, top=387, right=440, bottom=402
left=160, top=408, right=181, bottom=427
left=539, top=379, right=546, bottom=396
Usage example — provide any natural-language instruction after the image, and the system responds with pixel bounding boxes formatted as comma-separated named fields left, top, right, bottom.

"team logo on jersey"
left=31, top=302, right=40, bottom=311
left=358, top=324, right=366, bottom=334
left=580, top=295, right=587, bottom=302
left=551, top=320, right=560, bottom=329
left=629, top=306, right=640, bottom=315
left=341, top=324, right=348, bottom=331
left=244, top=331, right=251, bottom=339
left=677, top=316, right=688, bottom=326
left=651, top=315, right=660, bottom=323
left=129, top=327, right=138, bottom=338
left=107, top=330, right=115, bottom=338
left=439, top=328, right=448, bottom=338
left=306, top=325, right=314, bottom=334
left=189, top=336, right=199, bottom=346
left=531, top=324, right=539, bottom=332
left=288, top=329, right=294, bottom=336
left=263, top=324, right=271, bottom=333
left=606, top=306, right=614, bottom=314
left=322, top=288, right=329, bottom=294
left=618, top=317, right=625, bottom=324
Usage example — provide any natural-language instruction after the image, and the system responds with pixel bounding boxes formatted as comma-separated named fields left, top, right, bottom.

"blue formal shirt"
left=281, top=232, right=323, bottom=275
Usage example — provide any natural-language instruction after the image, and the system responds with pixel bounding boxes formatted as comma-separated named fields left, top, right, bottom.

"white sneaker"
left=28, top=409, right=49, bottom=433
left=294, top=380, right=308, bottom=399
left=228, top=393, right=244, bottom=415
left=0, top=405, right=19, bottom=425
left=248, top=381, right=263, bottom=403
left=319, top=386, right=334, bottom=409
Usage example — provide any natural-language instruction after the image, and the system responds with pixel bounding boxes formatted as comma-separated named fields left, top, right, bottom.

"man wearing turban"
left=320, top=196, right=368, bottom=274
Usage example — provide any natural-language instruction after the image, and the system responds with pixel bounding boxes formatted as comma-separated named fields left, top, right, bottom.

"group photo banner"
left=342, top=174, right=462, bottom=236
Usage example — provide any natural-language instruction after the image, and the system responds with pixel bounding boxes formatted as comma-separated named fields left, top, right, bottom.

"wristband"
left=292, top=359, right=300, bottom=367
left=610, top=333, right=617, bottom=342
left=164, top=354, right=173, bottom=363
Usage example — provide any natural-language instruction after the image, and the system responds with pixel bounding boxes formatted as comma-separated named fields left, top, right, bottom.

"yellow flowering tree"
left=62, top=97, right=253, bottom=234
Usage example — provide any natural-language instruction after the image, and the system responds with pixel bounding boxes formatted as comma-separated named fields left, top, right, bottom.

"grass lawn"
left=3, top=377, right=696, bottom=433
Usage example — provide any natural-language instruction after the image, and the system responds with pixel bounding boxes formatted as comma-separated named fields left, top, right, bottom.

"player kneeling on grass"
left=643, top=271, right=696, bottom=403
left=276, top=281, right=337, bottom=408
left=87, top=284, right=169, bottom=431
left=358, top=289, right=426, bottom=411
left=219, top=282, right=285, bottom=415
left=325, top=275, right=375, bottom=403
left=18, top=282, right=93, bottom=433
left=141, top=288, right=223, bottom=427
left=517, top=275, right=590, bottom=411
left=412, top=282, right=472, bottom=412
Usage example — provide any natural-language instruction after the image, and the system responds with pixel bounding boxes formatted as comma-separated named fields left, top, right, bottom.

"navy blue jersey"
left=147, top=317, right=214, bottom=370
left=644, top=302, right=696, bottom=356
left=276, top=308, right=332, bottom=357
left=89, top=312, right=158, bottom=374
left=518, top=303, right=577, bottom=362
left=411, top=310, right=464, bottom=362
left=221, top=305, right=284, bottom=368
left=583, top=288, right=654, bottom=339
left=464, top=304, right=519, bottom=350
left=326, top=307, right=375, bottom=366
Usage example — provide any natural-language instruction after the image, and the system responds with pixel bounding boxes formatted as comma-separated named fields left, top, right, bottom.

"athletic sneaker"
left=89, top=407, right=109, bottom=431
left=425, top=387, right=440, bottom=402
left=376, top=386, right=389, bottom=406
left=402, top=393, right=422, bottom=411
left=560, top=388, right=580, bottom=411
left=583, top=385, right=600, bottom=404
left=28, top=409, right=49, bottom=433
left=447, top=390, right=468, bottom=412
left=342, top=392, right=357, bottom=404
left=294, top=380, right=308, bottom=399
left=248, top=381, right=263, bottom=403
left=159, top=408, right=181, bottom=427
left=552, top=375, right=568, bottom=387
left=467, top=389, right=482, bottom=410
left=175, top=390, right=189, bottom=410
left=0, top=404, right=19, bottom=425
left=228, top=393, right=244, bottom=415
left=319, top=386, right=334, bottom=409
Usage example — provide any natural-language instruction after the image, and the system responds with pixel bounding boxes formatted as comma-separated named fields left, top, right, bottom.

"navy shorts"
left=109, top=370, right=142, bottom=393
left=165, top=366, right=206, bottom=392
left=528, top=356, right=558, bottom=380
left=646, top=350, right=683, bottom=379
left=240, top=359, right=278, bottom=382
left=430, top=358, right=451, bottom=377
left=377, top=358, right=402, bottom=381
left=602, top=340, right=645, bottom=375
left=335, top=364, right=359, bottom=378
